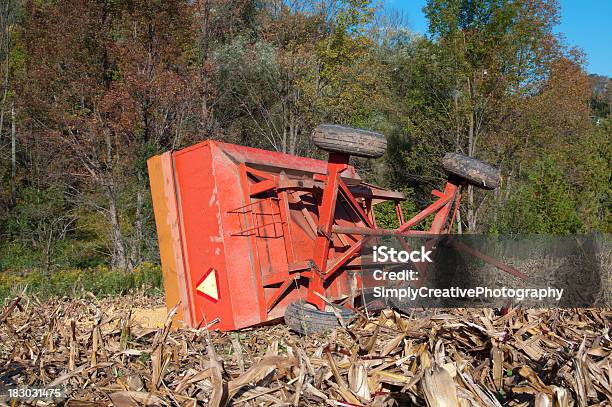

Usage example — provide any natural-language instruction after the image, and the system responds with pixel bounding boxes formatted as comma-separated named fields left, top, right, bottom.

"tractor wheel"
left=284, top=301, right=355, bottom=335
left=442, top=153, right=500, bottom=190
left=312, top=124, right=387, bottom=158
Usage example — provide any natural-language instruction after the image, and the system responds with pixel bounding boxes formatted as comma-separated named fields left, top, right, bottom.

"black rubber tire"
left=442, top=153, right=500, bottom=190
left=311, top=124, right=387, bottom=158
left=284, top=301, right=355, bottom=335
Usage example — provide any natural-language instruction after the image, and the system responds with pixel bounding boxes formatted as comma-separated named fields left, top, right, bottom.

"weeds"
left=0, top=262, right=162, bottom=301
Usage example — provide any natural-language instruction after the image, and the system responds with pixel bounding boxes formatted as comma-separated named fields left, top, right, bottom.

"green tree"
left=385, top=0, right=592, bottom=233
left=494, top=156, right=581, bottom=234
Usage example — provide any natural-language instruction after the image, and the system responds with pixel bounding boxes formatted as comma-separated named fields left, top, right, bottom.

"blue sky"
left=383, top=0, right=612, bottom=77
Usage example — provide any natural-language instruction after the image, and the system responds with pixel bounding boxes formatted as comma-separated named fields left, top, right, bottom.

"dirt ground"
left=131, top=306, right=170, bottom=330
left=0, top=293, right=610, bottom=406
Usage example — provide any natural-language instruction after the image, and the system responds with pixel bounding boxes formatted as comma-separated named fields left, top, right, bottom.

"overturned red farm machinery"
left=147, top=125, right=501, bottom=332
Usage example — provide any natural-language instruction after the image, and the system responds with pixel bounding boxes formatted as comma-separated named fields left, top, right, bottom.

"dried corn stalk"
left=0, top=294, right=609, bottom=406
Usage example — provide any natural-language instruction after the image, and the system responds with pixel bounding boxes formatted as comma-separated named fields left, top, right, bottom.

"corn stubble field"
left=0, top=294, right=610, bottom=406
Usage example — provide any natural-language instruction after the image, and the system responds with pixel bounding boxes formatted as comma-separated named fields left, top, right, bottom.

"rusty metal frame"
left=228, top=156, right=469, bottom=312
left=228, top=152, right=522, bottom=314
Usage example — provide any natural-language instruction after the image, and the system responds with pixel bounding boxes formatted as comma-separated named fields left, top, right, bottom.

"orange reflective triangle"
left=196, top=268, right=219, bottom=302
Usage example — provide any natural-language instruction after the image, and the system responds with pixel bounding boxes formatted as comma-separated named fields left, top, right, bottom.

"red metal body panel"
left=149, top=139, right=522, bottom=330
left=149, top=140, right=365, bottom=330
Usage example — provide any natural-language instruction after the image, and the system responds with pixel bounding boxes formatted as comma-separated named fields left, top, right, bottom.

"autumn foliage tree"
left=0, top=0, right=608, bottom=277
left=18, top=0, right=202, bottom=269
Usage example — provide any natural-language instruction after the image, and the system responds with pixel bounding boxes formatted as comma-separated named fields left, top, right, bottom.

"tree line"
left=0, top=0, right=609, bottom=274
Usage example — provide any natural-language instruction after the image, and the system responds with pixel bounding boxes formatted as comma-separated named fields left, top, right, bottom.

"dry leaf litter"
left=0, top=294, right=610, bottom=406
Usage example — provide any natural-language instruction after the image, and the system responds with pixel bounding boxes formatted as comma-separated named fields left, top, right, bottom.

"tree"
left=493, top=156, right=581, bottom=234
left=0, top=0, right=19, bottom=213
left=385, top=0, right=585, bottom=232
left=19, top=0, right=200, bottom=269
left=111, top=0, right=203, bottom=266
left=5, top=186, right=75, bottom=272
left=589, top=74, right=611, bottom=119
left=2, top=0, right=608, bottom=278
left=211, top=0, right=382, bottom=156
